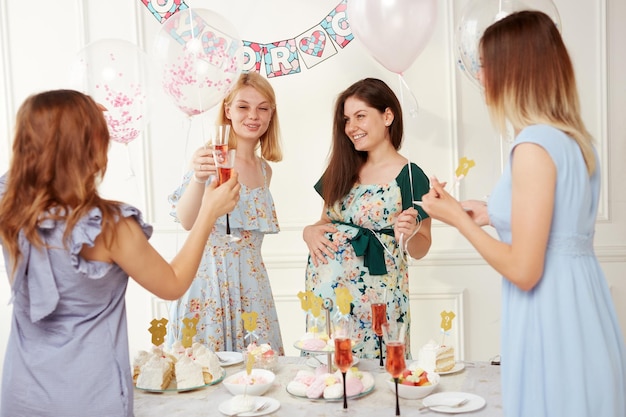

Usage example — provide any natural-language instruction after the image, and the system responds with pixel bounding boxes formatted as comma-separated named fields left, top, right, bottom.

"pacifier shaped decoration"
left=181, top=317, right=199, bottom=348
left=440, top=310, right=456, bottom=346
left=148, top=318, right=169, bottom=346
left=242, top=311, right=259, bottom=344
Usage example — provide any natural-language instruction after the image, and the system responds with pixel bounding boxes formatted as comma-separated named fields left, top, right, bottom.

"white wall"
left=1, top=0, right=625, bottom=384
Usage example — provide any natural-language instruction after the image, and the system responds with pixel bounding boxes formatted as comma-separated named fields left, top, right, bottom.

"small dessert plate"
left=421, top=392, right=486, bottom=413
left=216, top=351, right=244, bottom=366
left=218, top=396, right=280, bottom=416
left=438, top=362, right=465, bottom=375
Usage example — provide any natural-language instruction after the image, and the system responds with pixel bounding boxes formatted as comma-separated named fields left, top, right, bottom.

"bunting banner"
left=140, top=0, right=354, bottom=78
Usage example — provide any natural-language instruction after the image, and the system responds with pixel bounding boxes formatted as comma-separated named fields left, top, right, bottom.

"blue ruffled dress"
left=0, top=174, right=152, bottom=417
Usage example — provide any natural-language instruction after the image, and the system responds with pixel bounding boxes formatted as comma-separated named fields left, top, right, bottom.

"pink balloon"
left=152, top=8, right=244, bottom=117
left=348, top=0, right=437, bottom=74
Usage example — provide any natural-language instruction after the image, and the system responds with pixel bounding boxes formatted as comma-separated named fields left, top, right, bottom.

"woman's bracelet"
left=192, top=174, right=206, bottom=184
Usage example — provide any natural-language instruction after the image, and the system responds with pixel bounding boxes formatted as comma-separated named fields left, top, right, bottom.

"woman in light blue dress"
left=422, top=11, right=626, bottom=417
left=167, top=72, right=284, bottom=355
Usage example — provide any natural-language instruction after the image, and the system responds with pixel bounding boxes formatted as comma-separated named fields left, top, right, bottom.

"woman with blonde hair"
left=423, top=11, right=626, bottom=417
left=167, top=71, right=284, bottom=354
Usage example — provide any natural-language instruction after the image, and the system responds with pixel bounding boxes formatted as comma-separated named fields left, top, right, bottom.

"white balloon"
left=455, top=0, right=561, bottom=87
left=348, top=0, right=438, bottom=74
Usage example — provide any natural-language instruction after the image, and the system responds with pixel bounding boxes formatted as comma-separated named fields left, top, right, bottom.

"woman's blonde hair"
left=0, top=90, right=121, bottom=278
left=480, top=10, right=595, bottom=174
left=216, top=71, right=283, bottom=162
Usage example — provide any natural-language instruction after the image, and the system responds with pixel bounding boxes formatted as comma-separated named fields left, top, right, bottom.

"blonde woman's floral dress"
left=305, top=163, right=429, bottom=359
left=166, top=161, right=284, bottom=355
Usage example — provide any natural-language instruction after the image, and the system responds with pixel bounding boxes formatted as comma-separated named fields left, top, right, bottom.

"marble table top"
left=134, top=356, right=503, bottom=416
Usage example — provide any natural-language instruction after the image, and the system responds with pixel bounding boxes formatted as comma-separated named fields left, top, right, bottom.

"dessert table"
left=134, top=356, right=503, bottom=416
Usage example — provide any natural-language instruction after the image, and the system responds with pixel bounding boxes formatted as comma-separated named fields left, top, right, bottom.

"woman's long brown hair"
left=322, top=78, right=404, bottom=205
left=0, top=90, right=122, bottom=279
left=480, top=10, right=595, bottom=174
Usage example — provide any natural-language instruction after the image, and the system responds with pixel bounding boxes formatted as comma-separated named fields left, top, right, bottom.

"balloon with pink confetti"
left=69, top=39, right=152, bottom=144
left=151, top=7, right=244, bottom=117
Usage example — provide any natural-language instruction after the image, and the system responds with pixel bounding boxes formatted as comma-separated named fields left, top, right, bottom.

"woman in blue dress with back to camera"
left=422, top=11, right=626, bottom=417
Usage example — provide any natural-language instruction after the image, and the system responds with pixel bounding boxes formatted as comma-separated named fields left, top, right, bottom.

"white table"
left=134, top=356, right=503, bottom=416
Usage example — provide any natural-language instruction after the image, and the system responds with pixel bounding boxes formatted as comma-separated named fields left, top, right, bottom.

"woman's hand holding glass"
left=198, top=172, right=241, bottom=223
left=393, top=208, right=419, bottom=242
left=191, top=146, right=216, bottom=184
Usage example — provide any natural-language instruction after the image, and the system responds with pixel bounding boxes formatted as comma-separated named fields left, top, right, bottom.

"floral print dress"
left=166, top=161, right=284, bottom=355
left=305, top=163, right=429, bottom=359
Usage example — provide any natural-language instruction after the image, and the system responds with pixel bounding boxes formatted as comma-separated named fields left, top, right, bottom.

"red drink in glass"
left=213, top=143, right=228, bottom=153
left=371, top=303, right=387, bottom=336
left=217, top=167, right=231, bottom=185
left=334, top=338, right=353, bottom=372
left=385, top=341, right=406, bottom=378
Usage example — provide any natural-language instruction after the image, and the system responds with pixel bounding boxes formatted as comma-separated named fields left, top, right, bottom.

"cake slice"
left=135, top=355, right=174, bottom=390
left=174, top=354, right=205, bottom=389
left=417, top=340, right=455, bottom=373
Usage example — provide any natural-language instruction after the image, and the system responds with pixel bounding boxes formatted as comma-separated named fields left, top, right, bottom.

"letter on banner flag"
left=264, top=39, right=301, bottom=78
left=321, top=0, right=354, bottom=48
left=141, top=0, right=188, bottom=23
left=242, top=41, right=264, bottom=73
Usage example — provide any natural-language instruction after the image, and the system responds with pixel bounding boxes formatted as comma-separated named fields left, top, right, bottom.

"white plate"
left=422, top=392, right=486, bottom=414
left=216, top=351, right=244, bottom=366
left=305, top=355, right=360, bottom=368
left=293, top=340, right=334, bottom=353
left=135, top=368, right=225, bottom=393
left=218, top=396, right=280, bottom=416
left=438, top=362, right=465, bottom=375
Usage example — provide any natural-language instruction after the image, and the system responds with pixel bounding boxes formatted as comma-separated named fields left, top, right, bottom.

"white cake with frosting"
left=135, top=354, right=174, bottom=390
left=191, top=342, right=223, bottom=381
left=417, top=339, right=455, bottom=373
left=133, top=343, right=223, bottom=390
left=174, top=354, right=206, bottom=389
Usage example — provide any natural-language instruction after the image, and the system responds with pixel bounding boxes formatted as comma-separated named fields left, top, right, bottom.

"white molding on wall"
left=444, top=2, right=462, bottom=201
left=259, top=245, right=626, bottom=269
left=0, top=0, right=14, bottom=165
left=409, top=288, right=465, bottom=361
left=596, top=0, right=610, bottom=222
left=73, top=0, right=86, bottom=46
left=132, top=2, right=156, bottom=224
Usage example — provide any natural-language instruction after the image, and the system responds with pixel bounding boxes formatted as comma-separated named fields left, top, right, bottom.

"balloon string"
left=397, top=74, right=419, bottom=118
